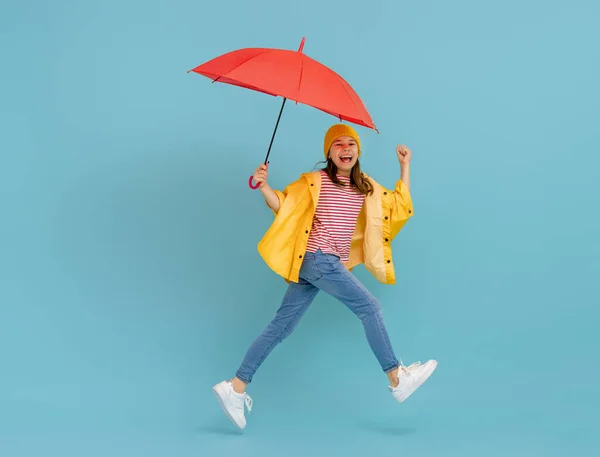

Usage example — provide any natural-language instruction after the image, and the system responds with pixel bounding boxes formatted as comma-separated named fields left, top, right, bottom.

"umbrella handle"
left=248, top=175, right=261, bottom=190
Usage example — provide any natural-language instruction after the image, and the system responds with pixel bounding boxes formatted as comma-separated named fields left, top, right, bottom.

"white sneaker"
left=389, top=360, right=438, bottom=403
left=212, top=380, right=253, bottom=430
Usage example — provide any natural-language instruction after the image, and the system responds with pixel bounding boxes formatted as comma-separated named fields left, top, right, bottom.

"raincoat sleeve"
left=272, top=189, right=286, bottom=215
left=385, top=179, right=414, bottom=239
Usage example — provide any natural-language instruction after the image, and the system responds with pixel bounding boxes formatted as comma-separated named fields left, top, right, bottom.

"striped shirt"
left=305, top=170, right=366, bottom=262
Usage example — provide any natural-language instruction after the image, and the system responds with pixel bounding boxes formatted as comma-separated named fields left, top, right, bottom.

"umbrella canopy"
left=189, top=38, right=377, bottom=188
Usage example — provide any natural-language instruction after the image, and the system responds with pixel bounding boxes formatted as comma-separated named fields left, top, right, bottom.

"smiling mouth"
left=340, top=155, right=352, bottom=163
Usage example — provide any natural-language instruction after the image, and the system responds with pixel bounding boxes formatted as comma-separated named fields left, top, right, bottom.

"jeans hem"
left=235, top=372, right=252, bottom=384
left=383, top=363, right=400, bottom=373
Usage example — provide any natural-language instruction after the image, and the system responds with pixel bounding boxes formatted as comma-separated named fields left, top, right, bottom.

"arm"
left=259, top=183, right=281, bottom=213
left=382, top=145, right=414, bottom=241
left=253, top=163, right=281, bottom=213
left=397, top=145, right=411, bottom=192
left=400, top=163, right=410, bottom=193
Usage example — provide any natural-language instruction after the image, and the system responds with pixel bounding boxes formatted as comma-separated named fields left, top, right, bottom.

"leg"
left=306, top=251, right=437, bottom=403
left=308, top=251, right=399, bottom=374
left=234, top=276, right=319, bottom=387
left=212, top=256, right=321, bottom=430
left=387, top=367, right=401, bottom=388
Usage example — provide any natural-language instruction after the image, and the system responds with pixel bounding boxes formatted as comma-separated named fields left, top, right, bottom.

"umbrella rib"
left=334, top=72, right=362, bottom=124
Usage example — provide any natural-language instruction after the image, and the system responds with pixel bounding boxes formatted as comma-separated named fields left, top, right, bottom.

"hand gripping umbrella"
left=188, top=37, right=377, bottom=189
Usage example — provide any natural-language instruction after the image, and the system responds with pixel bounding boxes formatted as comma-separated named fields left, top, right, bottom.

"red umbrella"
left=188, top=38, right=377, bottom=189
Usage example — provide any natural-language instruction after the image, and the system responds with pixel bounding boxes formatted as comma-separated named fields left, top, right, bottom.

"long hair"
left=321, top=158, right=374, bottom=196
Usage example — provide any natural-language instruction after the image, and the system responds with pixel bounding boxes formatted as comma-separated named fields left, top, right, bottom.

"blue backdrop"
left=1, top=0, right=599, bottom=456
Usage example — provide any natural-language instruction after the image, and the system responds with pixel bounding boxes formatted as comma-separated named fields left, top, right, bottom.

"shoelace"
left=405, top=361, right=422, bottom=372
left=398, top=361, right=422, bottom=377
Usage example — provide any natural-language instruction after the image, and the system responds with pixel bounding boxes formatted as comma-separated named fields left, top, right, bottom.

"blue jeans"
left=236, top=249, right=400, bottom=383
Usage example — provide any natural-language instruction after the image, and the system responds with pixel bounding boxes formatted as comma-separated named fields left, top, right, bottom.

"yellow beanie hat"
left=323, top=124, right=361, bottom=159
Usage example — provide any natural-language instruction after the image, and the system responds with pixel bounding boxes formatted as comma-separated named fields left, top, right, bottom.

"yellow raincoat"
left=257, top=170, right=414, bottom=284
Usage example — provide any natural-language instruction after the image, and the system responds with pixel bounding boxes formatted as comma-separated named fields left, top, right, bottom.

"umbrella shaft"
left=264, top=97, right=287, bottom=164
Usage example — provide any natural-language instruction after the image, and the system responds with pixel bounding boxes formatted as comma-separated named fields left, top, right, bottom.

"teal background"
left=1, top=0, right=599, bottom=456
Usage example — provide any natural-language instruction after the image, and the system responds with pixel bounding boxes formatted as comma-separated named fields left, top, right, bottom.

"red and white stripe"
left=306, top=170, right=365, bottom=262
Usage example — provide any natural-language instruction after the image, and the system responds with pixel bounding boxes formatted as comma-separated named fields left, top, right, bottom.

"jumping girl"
left=213, top=123, right=437, bottom=430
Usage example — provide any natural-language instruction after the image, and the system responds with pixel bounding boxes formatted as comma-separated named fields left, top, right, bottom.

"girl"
left=213, top=124, right=437, bottom=430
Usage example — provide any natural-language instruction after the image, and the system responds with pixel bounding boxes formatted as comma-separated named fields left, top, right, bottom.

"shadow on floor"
left=194, top=425, right=243, bottom=436
left=357, top=421, right=417, bottom=436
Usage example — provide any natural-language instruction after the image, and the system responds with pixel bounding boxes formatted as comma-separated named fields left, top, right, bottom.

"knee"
left=356, top=299, right=382, bottom=321
left=268, top=315, right=298, bottom=344
left=275, top=322, right=296, bottom=344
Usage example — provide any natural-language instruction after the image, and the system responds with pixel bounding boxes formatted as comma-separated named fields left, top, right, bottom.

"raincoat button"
left=409, top=210, right=412, bottom=214
left=385, top=238, right=389, bottom=242
left=305, top=230, right=309, bottom=234
left=310, top=184, right=314, bottom=186
left=383, top=192, right=387, bottom=195
left=387, top=260, right=391, bottom=263
left=299, top=255, right=303, bottom=258
left=385, top=216, right=388, bottom=220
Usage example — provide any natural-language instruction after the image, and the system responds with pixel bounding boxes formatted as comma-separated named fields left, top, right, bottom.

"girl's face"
left=328, top=136, right=359, bottom=175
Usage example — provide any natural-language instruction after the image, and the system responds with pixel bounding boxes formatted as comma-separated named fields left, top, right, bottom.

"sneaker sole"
left=397, top=360, right=438, bottom=403
left=212, top=383, right=245, bottom=430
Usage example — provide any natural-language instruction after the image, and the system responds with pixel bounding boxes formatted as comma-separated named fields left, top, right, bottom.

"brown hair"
left=323, top=158, right=374, bottom=196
